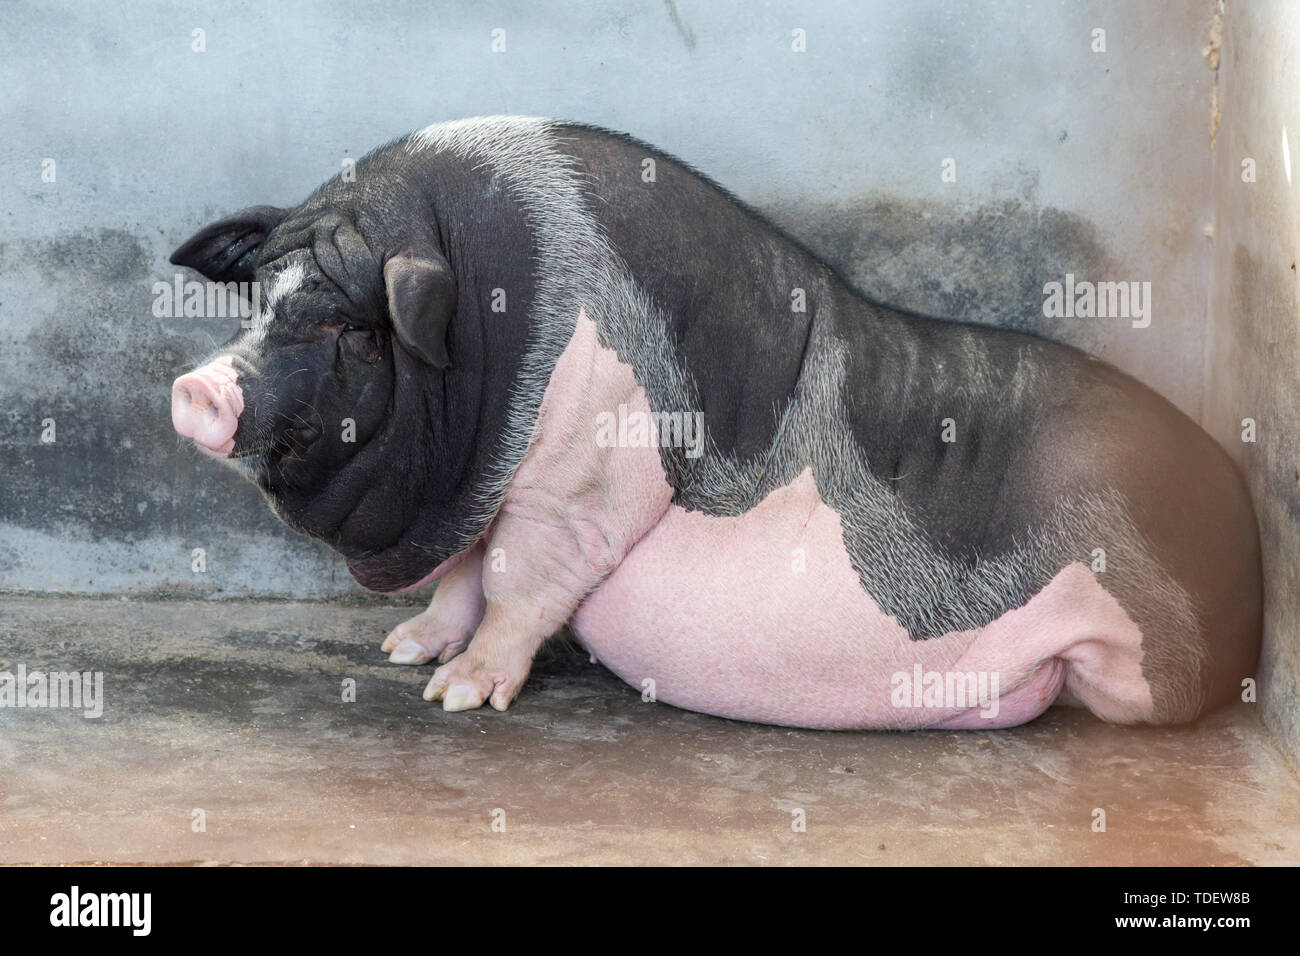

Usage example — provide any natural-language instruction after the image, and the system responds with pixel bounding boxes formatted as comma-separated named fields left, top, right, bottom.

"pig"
left=170, top=116, right=1261, bottom=729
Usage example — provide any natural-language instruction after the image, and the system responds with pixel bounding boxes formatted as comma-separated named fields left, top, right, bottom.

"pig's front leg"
left=422, top=508, right=612, bottom=712
left=421, top=309, right=674, bottom=712
left=380, top=542, right=486, bottom=665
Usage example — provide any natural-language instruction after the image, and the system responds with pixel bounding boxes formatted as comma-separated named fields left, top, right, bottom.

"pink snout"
left=171, top=356, right=244, bottom=458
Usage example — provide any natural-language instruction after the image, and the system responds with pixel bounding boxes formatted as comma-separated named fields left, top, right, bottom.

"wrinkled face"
left=180, top=251, right=396, bottom=525
left=169, top=204, right=463, bottom=591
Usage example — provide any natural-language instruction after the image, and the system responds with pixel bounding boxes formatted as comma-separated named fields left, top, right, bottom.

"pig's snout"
left=171, top=356, right=244, bottom=457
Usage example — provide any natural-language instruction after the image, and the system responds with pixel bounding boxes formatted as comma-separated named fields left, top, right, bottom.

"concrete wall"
left=1206, top=0, right=1300, bottom=763
left=0, top=0, right=1223, bottom=600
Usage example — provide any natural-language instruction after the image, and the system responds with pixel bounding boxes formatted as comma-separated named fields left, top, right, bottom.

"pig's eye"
left=338, top=327, right=383, bottom=365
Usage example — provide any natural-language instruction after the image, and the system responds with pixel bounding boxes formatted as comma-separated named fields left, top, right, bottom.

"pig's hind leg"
left=380, top=542, right=486, bottom=665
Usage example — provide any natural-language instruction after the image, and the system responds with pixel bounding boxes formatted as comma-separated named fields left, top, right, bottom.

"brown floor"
left=0, top=596, right=1297, bottom=865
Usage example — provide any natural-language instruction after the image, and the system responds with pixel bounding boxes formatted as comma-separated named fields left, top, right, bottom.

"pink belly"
left=572, top=469, right=1153, bottom=729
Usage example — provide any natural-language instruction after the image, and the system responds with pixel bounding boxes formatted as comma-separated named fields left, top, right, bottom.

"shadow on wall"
left=0, top=228, right=362, bottom=600
left=767, top=195, right=1117, bottom=341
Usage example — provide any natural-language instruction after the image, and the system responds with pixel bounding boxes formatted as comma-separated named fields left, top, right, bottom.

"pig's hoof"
left=380, top=615, right=470, bottom=666
left=423, top=656, right=519, bottom=712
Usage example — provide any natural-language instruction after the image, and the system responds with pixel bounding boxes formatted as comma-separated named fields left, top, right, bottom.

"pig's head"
left=168, top=189, right=483, bottom=593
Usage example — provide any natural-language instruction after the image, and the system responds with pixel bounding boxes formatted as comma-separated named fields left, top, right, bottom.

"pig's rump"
left=572, top=468, right=1151, bottom=730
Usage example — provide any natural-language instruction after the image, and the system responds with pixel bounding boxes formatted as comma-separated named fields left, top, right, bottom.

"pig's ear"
left=383, top=252, right=457, bottom=369
left=170, top=205, right=290, bottom=283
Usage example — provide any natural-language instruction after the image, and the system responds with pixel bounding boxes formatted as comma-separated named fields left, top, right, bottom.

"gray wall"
left=0, top=0, right=1221, bottom=599
left=1206, top=1, right=1300, bottom=764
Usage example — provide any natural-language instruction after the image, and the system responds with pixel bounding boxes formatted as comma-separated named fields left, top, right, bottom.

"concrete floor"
left=1, top=596, right=1297, bottom=865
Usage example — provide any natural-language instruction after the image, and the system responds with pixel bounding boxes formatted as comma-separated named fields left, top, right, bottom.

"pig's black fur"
left=174, top=141, right=539, bottom=589
left=171, top=118, right=1261, bottom=722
